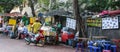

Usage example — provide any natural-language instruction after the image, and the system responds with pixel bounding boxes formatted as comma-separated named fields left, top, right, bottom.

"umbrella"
left=38, top=13, right=43, bottom=17
left=99, top=10, right=120, bottom=16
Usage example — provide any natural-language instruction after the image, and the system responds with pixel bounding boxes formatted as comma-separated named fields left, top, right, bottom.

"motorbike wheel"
left=25, top=40, right=31, bottom=45
left=25, top=38, right=31, bottom=45
left=37, top=40, right=44, bottom=47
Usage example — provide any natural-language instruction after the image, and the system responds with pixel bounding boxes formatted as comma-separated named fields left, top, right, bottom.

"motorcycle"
left=25, top=31, right=44, bottom=46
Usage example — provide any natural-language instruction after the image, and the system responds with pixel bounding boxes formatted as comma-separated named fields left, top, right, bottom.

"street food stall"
left=4, top=13, right=23, bottom=39
left=40, top=16, right=58, bottom=44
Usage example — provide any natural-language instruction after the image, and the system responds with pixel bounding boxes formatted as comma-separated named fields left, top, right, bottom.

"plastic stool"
left=92, top=46, right=99, bottom=52
left=88, top=41, right=94, bottom=46
left=76, top=43, right=84, bottom=52
left=98, top=47, right=101, bottom=52
left=104, top=44, right=111, bottom=50
left=88, top=46, right=93, bottom=52
left=111, top=45, right=116, bottom=52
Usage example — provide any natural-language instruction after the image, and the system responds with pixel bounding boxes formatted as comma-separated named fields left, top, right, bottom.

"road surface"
left=0, top=35, right=76, bottom=52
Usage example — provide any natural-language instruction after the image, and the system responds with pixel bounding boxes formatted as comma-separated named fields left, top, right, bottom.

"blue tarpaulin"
left=38, top=13, right=43, bottom=17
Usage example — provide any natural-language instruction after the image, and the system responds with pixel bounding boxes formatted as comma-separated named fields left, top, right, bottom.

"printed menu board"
left=102, top=17, right=119, bottom=29
left=66, top=18, right=76, bottom=30
left=87, top=18, right=102, bottom=27
left=9, top=19, right=16, bottom=25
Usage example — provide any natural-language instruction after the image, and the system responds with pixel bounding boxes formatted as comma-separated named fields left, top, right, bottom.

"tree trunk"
left=29, top=0, right=36, bottom=17
left=73, top=0, right=86, bottom=37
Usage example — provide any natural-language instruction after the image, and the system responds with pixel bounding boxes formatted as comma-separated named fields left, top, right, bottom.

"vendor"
left=56, top=22, right=62, bottom=35
left=32, top=18, right=42, bottom=34
left=16, top=23, right=28, bottom=39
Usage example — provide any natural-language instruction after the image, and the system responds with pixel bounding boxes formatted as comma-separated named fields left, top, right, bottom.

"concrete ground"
left=0, top=35, right=77, bottom=52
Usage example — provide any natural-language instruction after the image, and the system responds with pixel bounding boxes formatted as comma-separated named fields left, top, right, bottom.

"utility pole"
left=73, top=0, right=86, bottom=37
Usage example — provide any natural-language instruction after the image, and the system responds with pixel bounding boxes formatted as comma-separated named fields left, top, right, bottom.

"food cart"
left=7, top=18, right=17, bottom=39
left=4, top=13, right=23, bottom=39
left=41, top=15, right=59, bottom=44
left=41, top=25, right=58, bottom=44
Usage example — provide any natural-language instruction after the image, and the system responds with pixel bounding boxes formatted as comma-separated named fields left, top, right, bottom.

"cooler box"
left=61, top=33, right=74, bottom=42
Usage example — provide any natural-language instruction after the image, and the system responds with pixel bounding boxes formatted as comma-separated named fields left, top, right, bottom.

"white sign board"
left=102, top=16, right=119, bottom=29
left=66, top=18, right=76, bottom=30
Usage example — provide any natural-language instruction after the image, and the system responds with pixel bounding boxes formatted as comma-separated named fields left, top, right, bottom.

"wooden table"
left=78, top=38, right=88, bottom=40
left=78, top=38, right=89, bottom=42
left=93, top=36, right=108, bottom=39
left=78, top=38, right=88, bottom=47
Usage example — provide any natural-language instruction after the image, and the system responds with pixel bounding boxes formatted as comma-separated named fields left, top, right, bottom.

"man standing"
left=56, top=22, right=62, bottom=35
left=32, top=18, right=42, bottom=34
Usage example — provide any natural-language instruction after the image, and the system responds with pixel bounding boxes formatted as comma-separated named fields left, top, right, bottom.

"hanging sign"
left=9, top=19, right=16, bottom=25
left=87, top=18, right=102, bottom=27
left=102, top=16, right=119, bottom=29
left=66, top=18, right=76, bottom=30
left=45, top=17, right=52, bottom=22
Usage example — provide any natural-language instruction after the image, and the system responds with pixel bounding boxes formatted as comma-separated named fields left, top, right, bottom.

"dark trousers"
left=0, top=23, right=2, bottom=27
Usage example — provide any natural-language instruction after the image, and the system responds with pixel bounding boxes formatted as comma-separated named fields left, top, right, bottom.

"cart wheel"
left=38, top=40, right=44, bottom=47
left=54, top=40, right=59, bottom=45
left=25, top=40, right=31, bottom=45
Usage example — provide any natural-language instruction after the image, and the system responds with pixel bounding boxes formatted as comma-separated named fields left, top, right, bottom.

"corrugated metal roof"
left=44, top=9, right=72, bottom=16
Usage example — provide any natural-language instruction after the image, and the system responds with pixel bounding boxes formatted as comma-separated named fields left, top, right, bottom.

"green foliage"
left=65, top=1, right=72, bottom=8
left=0, top=0, right=23, bottom=13
left=38, top=0, right=49, bottom=6
left=41, top=8, right=48, bottom=12
left=37, top=0, right=50, bottom=12
left=0, top=6, right=3, bottom=13
left=78, top=0, right=120, bottom=12
left=38, top=0, right=72, bottom=12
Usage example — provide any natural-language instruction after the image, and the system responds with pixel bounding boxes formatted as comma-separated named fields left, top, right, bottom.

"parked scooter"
left=25, top=31, right=44, bottom=46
